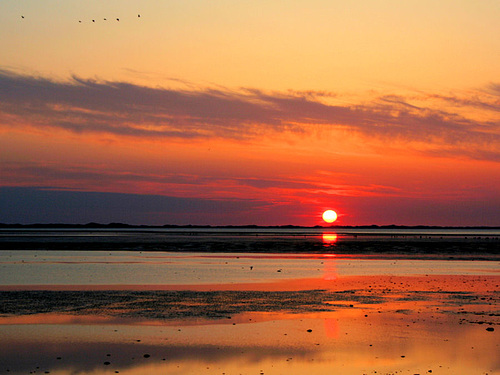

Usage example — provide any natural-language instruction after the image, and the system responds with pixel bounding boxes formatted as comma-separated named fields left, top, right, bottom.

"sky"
left=0, top=0, right=499, bottom=226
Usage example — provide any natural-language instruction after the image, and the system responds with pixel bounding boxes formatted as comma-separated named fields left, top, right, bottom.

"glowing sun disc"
left=322, top=210, right=338, bottom=223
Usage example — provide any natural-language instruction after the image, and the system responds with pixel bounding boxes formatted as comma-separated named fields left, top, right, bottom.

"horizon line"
left=1, top=223, right=499, bottom=229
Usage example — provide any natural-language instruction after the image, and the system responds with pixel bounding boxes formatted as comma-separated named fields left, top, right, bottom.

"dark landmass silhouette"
left=0, top=222, right=498, bottom=229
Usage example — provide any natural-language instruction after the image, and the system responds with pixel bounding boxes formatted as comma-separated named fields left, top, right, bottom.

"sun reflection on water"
left=322, top=233, right=338, bottom=244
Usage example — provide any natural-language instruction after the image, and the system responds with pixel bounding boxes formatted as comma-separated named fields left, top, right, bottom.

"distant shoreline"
left=1, top=223, right=499, bottom=229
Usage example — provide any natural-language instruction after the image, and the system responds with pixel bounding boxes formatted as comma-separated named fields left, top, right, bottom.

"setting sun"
left=322, top=210, right=338, bottom=223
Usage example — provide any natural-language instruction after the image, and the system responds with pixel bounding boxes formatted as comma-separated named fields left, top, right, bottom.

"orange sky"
left=0, top=1, right=499, bottom=225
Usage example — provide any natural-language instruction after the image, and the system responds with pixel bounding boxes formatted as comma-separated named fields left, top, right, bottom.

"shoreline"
left=1, top=238, right=499, bottom=257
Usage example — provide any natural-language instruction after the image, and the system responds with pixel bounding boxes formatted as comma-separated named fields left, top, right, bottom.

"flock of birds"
left=20, top=14, right=141, bottom=23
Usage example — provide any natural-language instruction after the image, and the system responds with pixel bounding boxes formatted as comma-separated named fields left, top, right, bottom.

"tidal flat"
left=0, top=229, right=498, bottom=374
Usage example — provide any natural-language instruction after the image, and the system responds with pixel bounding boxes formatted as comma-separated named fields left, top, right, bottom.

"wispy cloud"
left=1, top=69, right=498, bottom=160
left=0, top=162, right=403, bottom=201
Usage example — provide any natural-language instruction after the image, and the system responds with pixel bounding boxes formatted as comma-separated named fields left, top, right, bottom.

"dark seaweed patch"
left=0, top=290, right=385, bottom=320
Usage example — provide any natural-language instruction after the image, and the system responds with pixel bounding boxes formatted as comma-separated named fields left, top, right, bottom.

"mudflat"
left=0, top=230, right=498, bottom=374
left=0, top=270, right=498, bottom=374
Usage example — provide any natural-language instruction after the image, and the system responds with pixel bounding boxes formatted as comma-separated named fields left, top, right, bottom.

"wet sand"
left=0, top=230, right=498, bottom=374
left=0, top=273, right=498, bottom=374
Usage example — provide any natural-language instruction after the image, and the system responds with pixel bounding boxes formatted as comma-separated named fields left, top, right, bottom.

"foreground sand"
left=0, top=272, right=498, bottom=375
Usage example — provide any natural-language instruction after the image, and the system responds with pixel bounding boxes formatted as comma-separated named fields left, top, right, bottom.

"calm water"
left=1, top=312, right=498, bottom=375
left=0, top=251, right=498, bottom=287
left=0, top=228, right=498, bottom=375
left=0, top=227, right=499, bottom=286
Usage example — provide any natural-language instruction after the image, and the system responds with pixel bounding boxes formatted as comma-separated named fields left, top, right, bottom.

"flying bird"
left=138, top=14, right=141, bottom=17
left=116, top=18, right=120, bottom=21
left=21, top=15, right=24, bottom=19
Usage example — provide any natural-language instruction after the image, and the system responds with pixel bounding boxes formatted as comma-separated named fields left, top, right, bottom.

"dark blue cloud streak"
left=0, top=187, right=266, bottom=225
left=0, top=69, right=498, bottom=160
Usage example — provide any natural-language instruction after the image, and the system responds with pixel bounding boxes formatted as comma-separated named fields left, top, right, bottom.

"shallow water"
left=0, top=251, right=498, bottom=287
left=1, top=306, right=498, bottom=374
left=0, top=245, right=498, bottom=375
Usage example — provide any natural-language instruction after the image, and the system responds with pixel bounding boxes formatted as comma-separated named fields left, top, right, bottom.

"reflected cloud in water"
left=0, top=337, right=315, bottom=374
left=1, top=315, right=498, bottom=375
